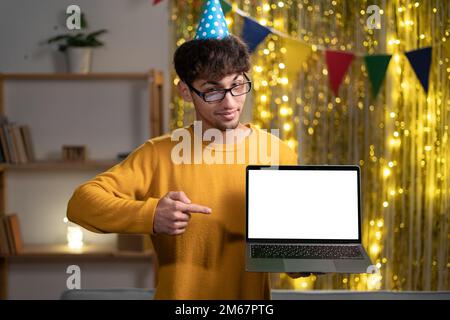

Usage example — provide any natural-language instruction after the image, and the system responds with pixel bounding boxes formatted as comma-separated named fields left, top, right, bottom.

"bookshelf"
left=0, top=70, right=164, bottom=299
left=0, top=244, right=154, bottom=260
left=3, top=73, right=151, bottom=80
left=1, top=159, right=118, bottom=171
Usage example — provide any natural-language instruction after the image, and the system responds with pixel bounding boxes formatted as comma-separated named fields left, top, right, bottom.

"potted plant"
left=46, top=14, right=107, bottom=73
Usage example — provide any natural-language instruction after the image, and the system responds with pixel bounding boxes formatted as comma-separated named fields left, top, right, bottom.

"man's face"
left=181, top=73, right=248, bottom=131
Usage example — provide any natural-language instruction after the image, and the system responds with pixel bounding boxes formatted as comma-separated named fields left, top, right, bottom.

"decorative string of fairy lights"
left=170, top=0, right=449, bottom=291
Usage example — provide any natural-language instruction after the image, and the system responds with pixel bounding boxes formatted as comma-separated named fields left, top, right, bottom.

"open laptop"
left=246, top=165, right=373, bottom=273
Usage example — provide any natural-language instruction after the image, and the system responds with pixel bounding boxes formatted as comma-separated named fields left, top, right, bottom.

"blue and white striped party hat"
left=194, top=0, right=230, bottom=40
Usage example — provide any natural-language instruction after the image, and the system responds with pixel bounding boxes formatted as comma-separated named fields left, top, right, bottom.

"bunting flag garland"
left=241, top=16, right=271, bottom=53
left=218, top=0, right=439, bottom=97
left=162, top=0, right=440, bottom=97
left=225, top=0, right=438, bottom=97
left=364, top=54, right=392, bottom=98
left=219, top=0, right=232, bottom=14
left=325, top=50, right=355, bottom=96
left=405, top=46, right=433, bottom=93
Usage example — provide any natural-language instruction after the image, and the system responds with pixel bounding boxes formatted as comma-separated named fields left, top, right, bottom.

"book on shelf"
left=1, top=124, right=16, bottom=163
left=0, top=116, right=35, bottom=165
left=0, top=216, right=9, bottom=254
left=0, top=126, right=10, bottom=163
left=11, top=124, right=27, bottom=164
left=20, top=125, right=36, bottom=162
left=0, top=213, right=23, bottom=255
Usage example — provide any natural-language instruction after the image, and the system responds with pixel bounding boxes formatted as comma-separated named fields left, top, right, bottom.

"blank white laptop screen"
left=248, top=169, right=359, bottom=240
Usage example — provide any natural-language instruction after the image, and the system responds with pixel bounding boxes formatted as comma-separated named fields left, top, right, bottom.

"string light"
left=283, top=123, right=292, bottom=131
left=370, top=244, right=381, bottom=255
left=171, top=0, right=449, bottom=292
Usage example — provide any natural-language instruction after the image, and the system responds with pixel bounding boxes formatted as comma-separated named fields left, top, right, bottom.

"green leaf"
left=47, top=34, right=71, bottom=44
left=80, top=12, right=88, bottom=29
left=87, top=29, right=107, bottom=37
left=45, top=20, right=107, bottom=50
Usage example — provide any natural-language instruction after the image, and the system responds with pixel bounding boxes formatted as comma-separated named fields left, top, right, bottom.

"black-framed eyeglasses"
left=187, top=73, right=252, bottom=103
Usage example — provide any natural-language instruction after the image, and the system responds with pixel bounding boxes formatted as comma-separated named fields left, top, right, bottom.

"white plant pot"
left=66, top=47, right=92, bottom=73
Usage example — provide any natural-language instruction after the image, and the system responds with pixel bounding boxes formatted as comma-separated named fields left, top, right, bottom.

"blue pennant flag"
left=405, top=46, right=432, bottom=93
left=241, top=16, right=271, bottom=53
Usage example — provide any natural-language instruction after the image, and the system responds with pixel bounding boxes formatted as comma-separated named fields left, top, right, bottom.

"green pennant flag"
left=364, top=54, right=392, bottom=98
left=220, top=0, right=232, bottom=15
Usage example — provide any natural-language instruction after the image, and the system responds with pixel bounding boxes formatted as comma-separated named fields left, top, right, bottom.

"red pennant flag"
left=153, top=0, right=164, bottom=5
left=325, top=50, right=355, bottom=96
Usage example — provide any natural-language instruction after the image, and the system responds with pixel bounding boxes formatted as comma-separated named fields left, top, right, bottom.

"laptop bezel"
left=246, top=165, right=362, bottom=244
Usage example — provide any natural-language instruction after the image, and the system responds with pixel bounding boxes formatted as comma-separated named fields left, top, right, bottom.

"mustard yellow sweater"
left=67, top=123, right=298, bottom=299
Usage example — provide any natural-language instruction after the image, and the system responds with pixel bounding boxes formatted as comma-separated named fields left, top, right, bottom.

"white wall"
left=0, top=0, right=170, bottom=298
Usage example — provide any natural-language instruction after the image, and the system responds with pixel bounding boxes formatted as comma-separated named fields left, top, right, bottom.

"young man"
left=67, top=1, right=305, bottom=299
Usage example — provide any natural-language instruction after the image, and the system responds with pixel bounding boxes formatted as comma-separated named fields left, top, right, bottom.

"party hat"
left=194, top=0, right=230, bottom=40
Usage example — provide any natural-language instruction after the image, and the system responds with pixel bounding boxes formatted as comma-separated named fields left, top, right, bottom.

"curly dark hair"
left=173, top=34, right=251, bottom=85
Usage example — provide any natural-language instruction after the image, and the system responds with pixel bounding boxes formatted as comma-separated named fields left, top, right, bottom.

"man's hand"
left=286, top=273, right=325, bottom=279
left=153, top=191, right=211, bottom=235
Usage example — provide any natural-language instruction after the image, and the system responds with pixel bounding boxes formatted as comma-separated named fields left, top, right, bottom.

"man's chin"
left=215, top=120, right=240, bottom=131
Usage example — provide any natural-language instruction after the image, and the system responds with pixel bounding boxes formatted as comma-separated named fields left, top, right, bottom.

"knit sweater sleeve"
left=66, top=140, right=159, bottom=235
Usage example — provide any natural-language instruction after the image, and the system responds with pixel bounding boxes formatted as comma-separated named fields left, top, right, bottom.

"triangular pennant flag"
left=364, top=54, right=392, bottom=98
left=241, top=16, right=271, bottom=53
left=405, top=46, right=432, bottom=93
left=153, top=0, right=164, bottom=5
left=219, top=0, right=232, bottom=15
left=195, top=0, right=230, bottom=40
left=283, top=37, right=312, bottom=79
left=325, top=50, right=355, bottom=96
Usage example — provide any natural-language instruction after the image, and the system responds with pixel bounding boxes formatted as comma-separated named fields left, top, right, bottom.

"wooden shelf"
left=2, top=73, right=149, bottom=81
left=0, top=69, right=164, bottom=298
left=1, top=159, right=119, bottom=171
left=1, top=244, right=153, bottom=259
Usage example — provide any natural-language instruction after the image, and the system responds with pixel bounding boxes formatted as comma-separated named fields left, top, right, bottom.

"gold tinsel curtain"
left=169, top=0, right=449, bottom=291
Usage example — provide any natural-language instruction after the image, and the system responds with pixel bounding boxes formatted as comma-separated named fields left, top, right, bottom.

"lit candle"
left=67, top=225, right=84, bottom=249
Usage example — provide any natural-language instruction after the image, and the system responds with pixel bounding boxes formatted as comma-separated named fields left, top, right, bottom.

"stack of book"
left=0, top=117, right=35, bottom=164
left=0, top=213, right=23, bottom=255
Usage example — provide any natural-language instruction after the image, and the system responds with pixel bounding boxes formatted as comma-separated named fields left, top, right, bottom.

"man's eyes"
left=205, top=83, right=243, bottom=91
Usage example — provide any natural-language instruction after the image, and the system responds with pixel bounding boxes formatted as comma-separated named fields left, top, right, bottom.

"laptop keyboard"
left=251, top=244, right=364, bottom=259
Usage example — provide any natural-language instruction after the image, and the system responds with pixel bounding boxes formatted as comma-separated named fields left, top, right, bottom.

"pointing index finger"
left=179, top=202, right=212, bottom=214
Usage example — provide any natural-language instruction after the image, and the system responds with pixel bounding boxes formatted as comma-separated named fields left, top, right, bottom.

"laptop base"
left=246, top=244, right=373, bottom=274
